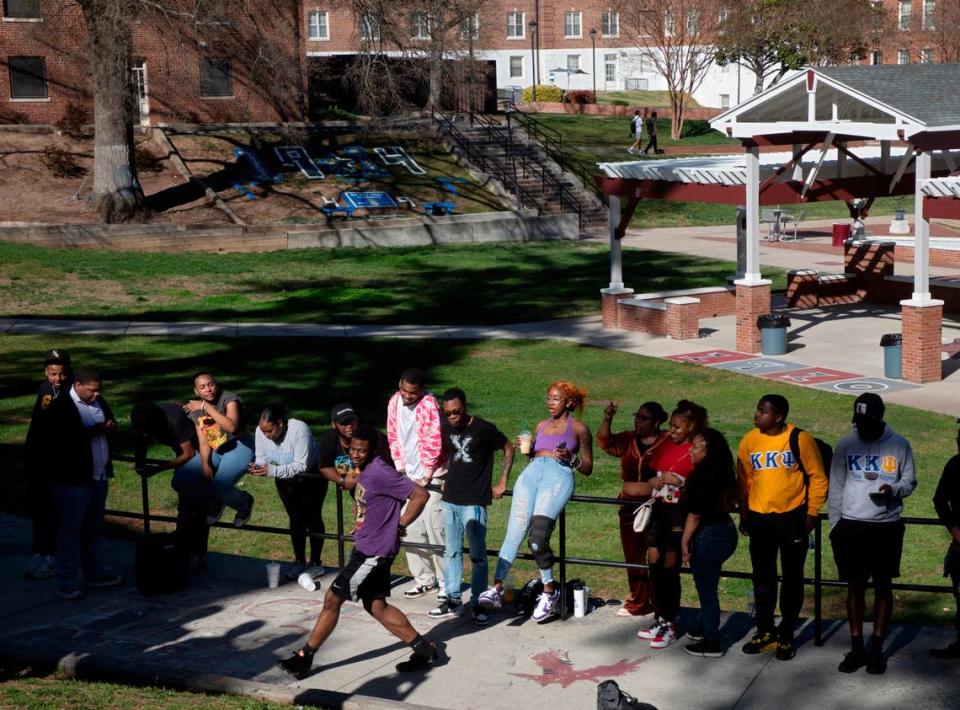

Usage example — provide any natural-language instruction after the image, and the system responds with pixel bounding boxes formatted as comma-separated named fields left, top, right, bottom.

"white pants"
left=404, top=487, right=445, bottom=588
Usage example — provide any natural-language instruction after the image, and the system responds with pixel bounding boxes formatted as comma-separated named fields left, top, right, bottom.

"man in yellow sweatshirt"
left=737, top=394, right=828, bottom=661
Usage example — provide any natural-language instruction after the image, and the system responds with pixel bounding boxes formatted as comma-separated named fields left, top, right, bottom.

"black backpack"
left=597, top=680, right=657, bottom=710
left=788, top=427, right=833, bottom=489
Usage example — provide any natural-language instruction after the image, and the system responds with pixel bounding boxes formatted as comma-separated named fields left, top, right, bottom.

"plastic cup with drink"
left=266, top=562, right=281, bottom=589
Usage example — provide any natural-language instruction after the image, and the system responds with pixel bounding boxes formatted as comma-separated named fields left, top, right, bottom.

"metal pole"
left=814, top=516, right=823, bottom=645
left=558, top=508, right=567, bottom=618
left=336, top=483, right=345, bottom=569
left=139, top=471, right=150, bottom=536
left=529, top=21, right=537, bottom=102
left=590, top=30, right=597, bottom=97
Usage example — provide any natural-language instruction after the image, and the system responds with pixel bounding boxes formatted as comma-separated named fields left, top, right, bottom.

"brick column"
left=735, top=280, right=772, bottom=354
left=900, top=300, right=944, bottom=383
left=664, top=296, right=701, bottom=340
left=786, top=269, right=818, bottom=309
left=601, top=287, right=634, bottom=329
left=845, top=240, right=895, bottom=303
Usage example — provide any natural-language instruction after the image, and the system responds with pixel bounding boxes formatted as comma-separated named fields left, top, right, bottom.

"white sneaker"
left=531, top=589, right=560, bottom=622
left=649, top=622, right=678, bottom=649
left=34, top=555, right=56, bottom=579
left=627, top=147, right=636, bottom=155
left=637, top=616, right=664, bottom=640
left=24, top=553, right=42, bottom=578
left=437, top=585, right=448, bottom=601
left=477, top=586, right=503, bottom=609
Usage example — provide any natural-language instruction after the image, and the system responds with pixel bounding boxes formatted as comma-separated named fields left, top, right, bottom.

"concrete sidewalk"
left=1, top=513, right=956, bottom=710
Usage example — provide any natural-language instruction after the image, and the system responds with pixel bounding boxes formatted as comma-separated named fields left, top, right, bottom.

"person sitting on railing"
left=829, top=393, right=916, bottom=675
left=477, top=381, right=593, bottom=623
left=248, top=403, right=323, bottom=583
left=636, top=400, right=704, bottom=650
left=130, top=401, right=204, bottom=572
left=932, top=419, right=960, bottom=660
left=680, top=427, right=739, bottom=658
left=597, top=400, right=669, bottom=618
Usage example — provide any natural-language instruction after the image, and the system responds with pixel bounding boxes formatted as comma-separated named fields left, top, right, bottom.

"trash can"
left=757, top=313, right=791, bottom=356
left=880, top=333, right=902, bottom=379
left=832, top=222, right=851, bottom=247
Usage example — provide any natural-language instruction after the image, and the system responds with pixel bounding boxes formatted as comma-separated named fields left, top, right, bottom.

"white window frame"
left=720, top=93, right=730, bottom=109
left=921, top=48, right=934, bottom=63
left=566, top=54, right=581, bottom=72
left=665, top=9, right=676, bottom=36
left=307, top=10, right=328, bottom=41
left=564, top=11, right=582, bottom=38
left=411, top=11, right=430, bottom=40
left=601, top=10, right=619, bottom=38
left=460, top=13, right=479, bottom=40
left=898, top=0, right=912, bottom=31
left=870, top=50, right=883, bottom=65
left=687, top=10, right=700, bottom=35
left=509, top=55, right=523, bottom=78
left=604, top=53, right=617, bottom=83
left=506, top=11, right=524, bottom=39
left=898, top=48, right=910, bottom=64
left=922, top=0, right=935, bottom=30
left=360, top=13, right=380, bottom=41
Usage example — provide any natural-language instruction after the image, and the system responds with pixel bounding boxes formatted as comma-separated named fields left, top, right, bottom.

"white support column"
left=608, top=194, right=623, bottom=289
left=736, top=147, right=767, bottom=286
left=910, top=150, right=932, bottom=303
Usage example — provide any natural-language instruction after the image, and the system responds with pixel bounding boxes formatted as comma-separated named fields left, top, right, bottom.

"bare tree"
left=618, top=0, right=722, bottom=139
left=932, top=0, right=960, bottom=63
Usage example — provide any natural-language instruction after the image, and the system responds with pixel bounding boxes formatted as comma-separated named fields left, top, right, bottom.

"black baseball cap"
left=852, top=393, right=885, bottom=422
left=331, top=403, right=358, bottom=424
left=44, top=349, right=71, bottom=367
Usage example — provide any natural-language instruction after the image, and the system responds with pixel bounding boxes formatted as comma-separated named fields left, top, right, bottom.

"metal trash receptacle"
left=880, top=333, right=902, bottom=379
left=757, top=313, right=791, bottom=356
left=832, top=222, right=851, bottom=247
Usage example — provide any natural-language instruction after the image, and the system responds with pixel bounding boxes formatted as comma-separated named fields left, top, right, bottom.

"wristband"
left=398, top=523, right=407, bottom=538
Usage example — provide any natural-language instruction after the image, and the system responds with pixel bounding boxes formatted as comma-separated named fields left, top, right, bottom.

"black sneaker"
left=276, top=645, right=315, bottom=680
left=428, top=600, right=463, bottom=619
left=86, top=574, right=123, bottom=588
left=775, top=639, right=796, bottom=661
left=930, top=641, right=960, bottom=659
left=684, top=639, right=723, bottom=658
left=686, top=626, right=706, bottom=642
left=396, top=642, right=437, bottom=672
left=742, top=631, right=777, bottom=655
left=865, top=640, right=887, bottom=675
left=233, top=497, right=254, bottom=528
left=838, top=647, right=866, bottom=673
left=473, top=607, right=490, bottom=626
left=205, top=501, right=226, bottom=526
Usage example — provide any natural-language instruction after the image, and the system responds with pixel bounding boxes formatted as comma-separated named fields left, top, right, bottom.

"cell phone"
left=556, top=442, right=567, bottom=451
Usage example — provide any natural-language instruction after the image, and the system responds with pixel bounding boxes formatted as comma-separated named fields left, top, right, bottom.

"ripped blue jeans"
left=494, top=457, right=574, bottom=584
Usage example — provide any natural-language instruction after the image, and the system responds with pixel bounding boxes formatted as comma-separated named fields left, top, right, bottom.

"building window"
left=604, top=53, right=617, bottom=83
left=460, top=14, right=479, bottom=40
left=665, top=9, right=676, bottom=36
left=638, top=57, right=652, bottom=74
left=718, top=6, right=729, bottom=24
left=564, top=11, right=581, bottom=38
left=687, top=11, right=700, bottom=34
left=506, top=11, right=524, bottom=39
left=509, top=55, right=523, bottom=78
left=411, top=11, right=429, bottom=39
left=870, top=50, right=883, bottom=65
left=625, top=77, right=648, bottom=91
left=720, top=93, right=730, bottom=109
left=922, top=0, right=935, bottom=29
left=898, top=1, right=911, bottom=30
left=898, top=48, right=910, bottom=64
left=921, top=48, right=934, bottom=62
left=601, top=10, right=619, bottom=37
left=199, top=57, right=232, bottom=97
left=360, top=13, right=380, bottom=41
left=8, top=56, right=47, bottom=99
left=566, top=54, right=581, bottom=72
left=307, top=11, right=328, bottom=40
left=3, top=0, right=40, bottom=19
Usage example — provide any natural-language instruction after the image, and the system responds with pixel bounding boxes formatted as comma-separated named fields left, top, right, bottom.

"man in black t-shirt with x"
left=429, top=388, right=514, bottom=625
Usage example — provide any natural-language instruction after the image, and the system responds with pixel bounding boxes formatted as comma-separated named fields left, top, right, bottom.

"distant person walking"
left=932, top=419, right=960, bottom=660
left=643, top=112, right=661, bottom=155
left=627, top=110, right=644, bottom=155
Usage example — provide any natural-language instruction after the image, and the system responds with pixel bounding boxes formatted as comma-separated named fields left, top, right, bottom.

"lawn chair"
left=779, top=210, right=805, bottom=241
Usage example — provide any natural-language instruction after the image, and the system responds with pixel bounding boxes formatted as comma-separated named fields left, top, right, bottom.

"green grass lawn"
left=0, top=335, right=955, bottom=626
left=595, top=90, right=700, bottom=108
left=0, top=242, right=786, bottom=324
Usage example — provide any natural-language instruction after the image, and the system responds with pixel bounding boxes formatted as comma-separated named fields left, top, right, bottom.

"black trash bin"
left=757, top=313, right=791, bottom=356
left=880, top=333, right=902, bottom=379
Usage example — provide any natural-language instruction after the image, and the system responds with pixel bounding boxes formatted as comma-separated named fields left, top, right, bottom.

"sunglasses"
left=443, top=409, right=465, bottom=418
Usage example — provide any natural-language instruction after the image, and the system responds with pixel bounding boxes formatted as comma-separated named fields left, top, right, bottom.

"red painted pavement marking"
left=510, top=650, right=647, bottom=688
left=760, top=367, right=862, bottom=384
left=665, top=350, right=754, bottom=365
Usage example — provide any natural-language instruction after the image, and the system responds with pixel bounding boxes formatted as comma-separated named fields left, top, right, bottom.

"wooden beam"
left=889, top=145, right=915, bottom=193
left=801, top=132, right=835, bottom=198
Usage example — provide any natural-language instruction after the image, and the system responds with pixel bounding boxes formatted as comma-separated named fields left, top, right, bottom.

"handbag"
left=632, top=499, right=655, bottom=533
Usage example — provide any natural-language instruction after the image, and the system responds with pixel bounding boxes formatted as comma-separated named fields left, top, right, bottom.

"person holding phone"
left=477, top=381, right=593, bottom=623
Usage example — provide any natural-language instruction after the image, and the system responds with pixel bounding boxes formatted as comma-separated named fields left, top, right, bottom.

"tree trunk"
left=80, top=0, right=145, bottom=223
left=428, top=44, right=444, bottom=111
left=670, top=92, right=685, bottom=140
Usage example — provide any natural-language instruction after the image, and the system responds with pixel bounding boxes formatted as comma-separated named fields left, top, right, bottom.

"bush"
left=134, top=144, right=164, bottom=173
left=610, top=99, right=629, bottom=106
left=522, top=84, right=564, bottom=103
left=40, top=146, right=87, bottom=178
left=55, top=103, right=89, bottom=140
left=563, top=90, right=596, bottom=105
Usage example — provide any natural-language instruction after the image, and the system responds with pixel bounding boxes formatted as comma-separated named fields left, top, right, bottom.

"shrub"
left=134, top=144, right=164, bottom=173
left=55, top=103, right=89, bottom=140
left=563, top=90, right=596, bottom=105
left=521, top=84, right=564, bottom=103
left=40, top=146, right=87, bottom=178
left=610, top=99, right=629, bottom=106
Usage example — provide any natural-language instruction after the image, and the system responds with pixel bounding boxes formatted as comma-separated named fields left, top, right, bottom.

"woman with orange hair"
left=477, top=381, right=593, bottom=622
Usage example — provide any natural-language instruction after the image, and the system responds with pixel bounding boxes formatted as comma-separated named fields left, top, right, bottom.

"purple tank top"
left=534, top=416, right=579, bottom=454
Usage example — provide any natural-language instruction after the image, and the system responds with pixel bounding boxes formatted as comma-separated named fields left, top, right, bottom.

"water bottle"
left=573, top=582, right=586, bottom=618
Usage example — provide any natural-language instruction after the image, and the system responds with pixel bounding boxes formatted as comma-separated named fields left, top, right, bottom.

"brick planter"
left=601, top=288, right=635, bottom=328
left=735, top=281, right=772, bottom=354
left=786, top=269, right=819, bottom=309
left=901, top=301, right=944, bottom=383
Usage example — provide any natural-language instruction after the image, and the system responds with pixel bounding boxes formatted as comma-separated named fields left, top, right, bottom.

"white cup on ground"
left=298, top=572, right=317, bottom=592
left=266, top=562, right=281, bottom=589
left=573, top=586, right=587, bottom=618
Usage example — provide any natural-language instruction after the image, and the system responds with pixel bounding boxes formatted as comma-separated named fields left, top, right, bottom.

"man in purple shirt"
left=277, top=425, right=435, bottom=679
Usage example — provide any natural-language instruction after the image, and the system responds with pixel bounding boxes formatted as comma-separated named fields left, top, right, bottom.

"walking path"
left=1, top=513, right=957, bottom=710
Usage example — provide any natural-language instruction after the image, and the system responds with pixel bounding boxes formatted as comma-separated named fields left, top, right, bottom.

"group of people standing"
left=21, top=351, right=960, bottom=680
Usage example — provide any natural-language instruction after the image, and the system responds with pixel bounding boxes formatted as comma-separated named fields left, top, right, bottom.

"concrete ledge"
left=0, top=645, right=438, bottom=710
left=631, top=285, right=733, bottom=300
left=621, top=299, right=667, bottom=311
left=664, top=296, right=700, bottom=305
left=817, top=274, right=855, bottom=283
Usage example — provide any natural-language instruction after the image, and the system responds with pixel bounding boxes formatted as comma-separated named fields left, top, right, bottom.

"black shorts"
left=649, top=502, right=685, bottom=554
left=830, top=518, right=904, bottom=583
left=329, top=548, right=394, bottom=603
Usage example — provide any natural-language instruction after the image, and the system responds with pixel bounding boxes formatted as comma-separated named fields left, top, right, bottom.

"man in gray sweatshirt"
left=829, top=393, right=916, bottom=675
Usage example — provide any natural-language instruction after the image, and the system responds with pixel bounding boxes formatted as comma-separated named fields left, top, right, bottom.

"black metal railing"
left=113, top=455, right=954, bottom=643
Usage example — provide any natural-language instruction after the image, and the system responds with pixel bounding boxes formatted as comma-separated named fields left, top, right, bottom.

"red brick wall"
left=516, top=102, right=720, bottom=120
left=665, top=299, right=699, bottom=340
left=902, top=303, right=943, bottom=383
left=735, top=282, right=770, bottom=354
left=618, top=303, right=666, bottom=336
left=601, top=288, right=634, bottom=328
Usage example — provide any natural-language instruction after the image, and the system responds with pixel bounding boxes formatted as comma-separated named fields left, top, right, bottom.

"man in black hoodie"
left=931, top=420, right=960, bottom=659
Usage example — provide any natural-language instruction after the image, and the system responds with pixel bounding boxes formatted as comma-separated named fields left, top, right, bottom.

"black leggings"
left=276, top=476, right=328, bottom=564
left=747, top=506, right=808, bottom=641
left=28, top=475, right=58, bottom=556
left=650, top=502, right=684, bottom=623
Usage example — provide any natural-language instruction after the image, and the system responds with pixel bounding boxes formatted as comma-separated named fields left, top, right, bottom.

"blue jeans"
left=54, top=479, right=108, bottom=591
left=691, top=521, right=738, bottom=642
left=173, top=437, right=254, bottom=512
left=441, top=501, right=488, bottom=605
left=494, top=457, right=574, bottom=584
